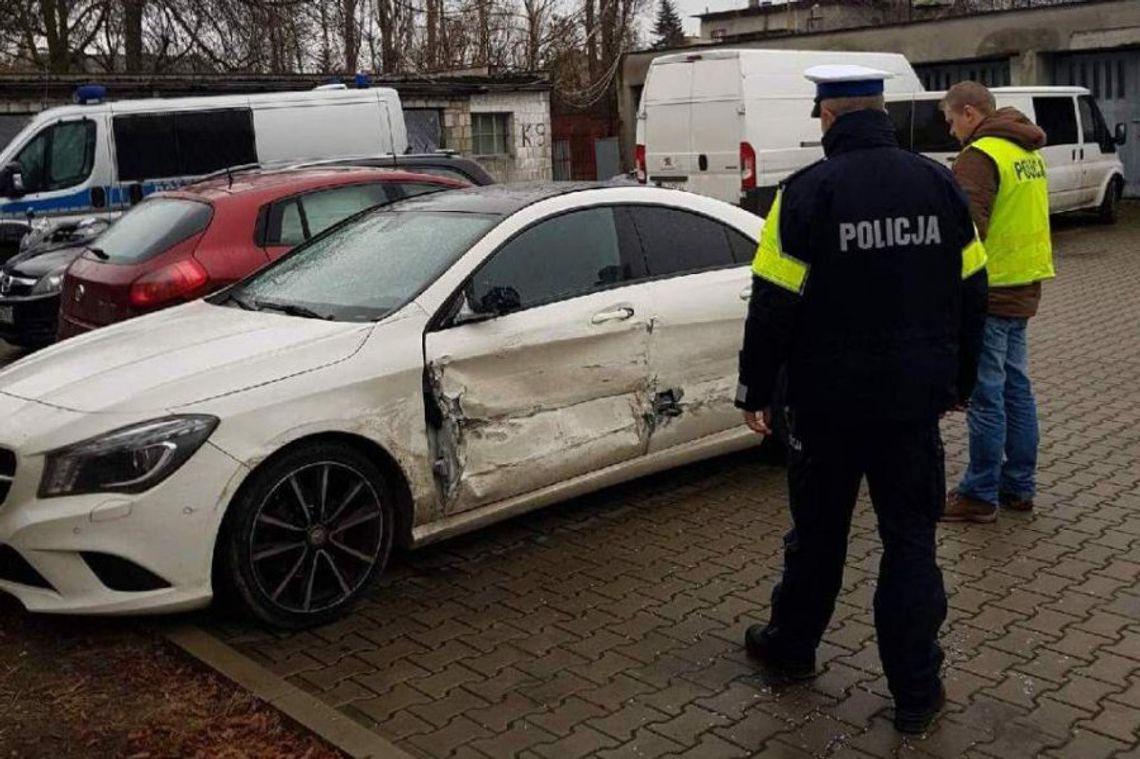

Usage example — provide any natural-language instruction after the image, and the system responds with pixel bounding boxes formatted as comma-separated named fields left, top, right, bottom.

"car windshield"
left=92, top=198, right=213, bottom=263
left=230, top=210, right=497, bottom=321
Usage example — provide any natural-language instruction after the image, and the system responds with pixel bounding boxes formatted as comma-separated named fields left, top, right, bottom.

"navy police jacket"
left=736, top=108, right=989, bottom=423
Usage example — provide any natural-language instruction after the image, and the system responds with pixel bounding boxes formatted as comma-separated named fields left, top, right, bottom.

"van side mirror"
left=1114, top=123, right=1127, bottom=146
left=0, top=162, right=25, bottom=198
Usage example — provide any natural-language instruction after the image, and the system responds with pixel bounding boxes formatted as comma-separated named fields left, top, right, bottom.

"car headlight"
left=31, top=268, right=66, bottom=295
left=39, top=415, right=219, bottom=498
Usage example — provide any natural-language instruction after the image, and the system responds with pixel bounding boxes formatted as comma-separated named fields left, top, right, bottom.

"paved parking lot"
left=6, top=205, right=1140, bottom=758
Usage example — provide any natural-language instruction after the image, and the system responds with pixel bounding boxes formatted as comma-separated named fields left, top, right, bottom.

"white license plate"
left=0, top=306, right=12, bottom=325
left=658, top=181, right=687, bottom=191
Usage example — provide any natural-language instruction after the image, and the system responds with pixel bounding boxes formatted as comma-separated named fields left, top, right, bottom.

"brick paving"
left=208, top=204, right=1140, bottom=758
left=8, top=206, right=1140, bottom=757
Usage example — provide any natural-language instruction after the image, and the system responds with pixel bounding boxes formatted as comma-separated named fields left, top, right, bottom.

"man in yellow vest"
left=940, top=81, right=1055, bottom=523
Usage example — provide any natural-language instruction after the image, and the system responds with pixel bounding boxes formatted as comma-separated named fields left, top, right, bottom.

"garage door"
left=1053, top=49, right=1140, bottom=198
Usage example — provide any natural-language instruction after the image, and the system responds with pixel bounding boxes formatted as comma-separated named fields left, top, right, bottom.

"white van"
left=0, top=85, right=408, bottom=228
left=634, top=49, right=923, bottom=214
left=885, top=87, right=1127, bottom=221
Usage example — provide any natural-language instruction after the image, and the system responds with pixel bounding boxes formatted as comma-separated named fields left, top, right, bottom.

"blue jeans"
left=958, top=316, right=1039, bottom=506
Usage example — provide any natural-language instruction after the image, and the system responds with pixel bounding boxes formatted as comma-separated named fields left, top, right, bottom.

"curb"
left=166, top=624, right=415, bottom=759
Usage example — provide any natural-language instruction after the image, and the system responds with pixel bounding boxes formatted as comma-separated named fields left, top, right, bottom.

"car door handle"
left=740, top=286, right=752, bottom=300
left=591, top=306, right=634, bottom=324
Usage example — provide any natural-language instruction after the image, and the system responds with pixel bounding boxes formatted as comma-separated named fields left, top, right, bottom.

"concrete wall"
left=619, top=0, right=1140, bottom=165
left=702, top=3, right=879, bottom=41
left=469, top=90, right=553, bottom=182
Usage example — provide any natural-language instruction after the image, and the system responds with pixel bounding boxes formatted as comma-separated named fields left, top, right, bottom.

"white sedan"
left=0, top=184, right=764, bottom=628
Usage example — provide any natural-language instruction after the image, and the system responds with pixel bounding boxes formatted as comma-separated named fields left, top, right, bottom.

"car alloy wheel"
left=249, top=461, right=384, bottom=614
left=218, top=442, right=395, bottom=628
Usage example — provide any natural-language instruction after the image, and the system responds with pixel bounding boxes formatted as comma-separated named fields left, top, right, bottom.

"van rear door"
left=643, top=59, right=696, bottom=188
left=686, top=56, right=745, bottom=205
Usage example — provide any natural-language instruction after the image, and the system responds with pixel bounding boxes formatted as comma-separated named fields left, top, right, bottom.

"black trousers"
left=766, top=415, right=948, bottom=709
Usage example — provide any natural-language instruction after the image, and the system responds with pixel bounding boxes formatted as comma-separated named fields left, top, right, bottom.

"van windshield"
left=0, top=115, right=32, bottom=155
left=92, top=198, right=213, bottom=263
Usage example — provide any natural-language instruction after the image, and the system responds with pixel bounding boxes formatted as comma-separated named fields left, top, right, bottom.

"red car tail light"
left=635, top=144, right=647, bottom=184
left=129, top=258, right=209, bottom=309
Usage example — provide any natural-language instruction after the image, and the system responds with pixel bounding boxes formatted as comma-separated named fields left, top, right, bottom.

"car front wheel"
left=217, top=441, right=394, bottom=629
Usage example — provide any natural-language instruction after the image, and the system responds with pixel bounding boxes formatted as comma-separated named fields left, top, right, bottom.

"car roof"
left=159, top=167, right=465, bottom=205
left=384, top=182, right=616, bottom=215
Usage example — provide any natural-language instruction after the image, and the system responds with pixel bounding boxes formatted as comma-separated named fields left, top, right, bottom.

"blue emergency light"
left=74, top=84, right=107, bottom=104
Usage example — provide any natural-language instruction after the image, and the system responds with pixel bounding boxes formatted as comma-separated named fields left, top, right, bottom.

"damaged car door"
left=423, top=205, right=654, bottom=513
left=624, top=204, right=760, bottom=453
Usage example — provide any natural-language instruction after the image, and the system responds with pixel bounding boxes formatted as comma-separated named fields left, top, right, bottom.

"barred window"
left=472, top=113, right=511, bottom=156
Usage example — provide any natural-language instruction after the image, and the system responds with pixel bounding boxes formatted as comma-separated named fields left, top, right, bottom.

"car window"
left=470, top=207, right=625, bottom=315
left=48, top=121, right=96, bottom=189
left=93, top=198, right=212, bottom=263
left=1077, top=95, right=1111, bottom=152
left=627, top=206, right=738, bottom=277
left=265, top=199, right=306, bottom=247
left=301, top=183, right=394, bottom=237
left=113, top=113, right=180, bottom=181
left=174, top=109, right=257, bottom=176
left=13, top=130, right=47, bottom=192
left=729, top=229, right=757, bottom=265
left=13, top=120, right=96, bottom=193
left=1032, top=97, right=1078, bottom=145
left=912, top=101, right=959, bottom=153
left=0, top=115, right=31, bottom=155
left=400, top=182, right=454, bottom=199
left=237, top=210, right=496, bottom=321
left=886, top=100, right=913, bottom=150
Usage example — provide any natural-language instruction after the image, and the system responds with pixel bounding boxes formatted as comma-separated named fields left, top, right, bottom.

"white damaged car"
left=0, top=184, right=763, bottom=627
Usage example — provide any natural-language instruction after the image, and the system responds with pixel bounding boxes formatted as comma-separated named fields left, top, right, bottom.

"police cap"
left=806, top=64, right=893, bottom=117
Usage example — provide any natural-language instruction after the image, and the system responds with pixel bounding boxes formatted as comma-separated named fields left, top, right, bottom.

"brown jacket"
left=953, top=107, right=1048, bottom=319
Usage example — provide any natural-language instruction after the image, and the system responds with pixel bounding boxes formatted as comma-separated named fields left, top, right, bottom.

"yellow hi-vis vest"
left=967, top=136, right=1055, bottom=287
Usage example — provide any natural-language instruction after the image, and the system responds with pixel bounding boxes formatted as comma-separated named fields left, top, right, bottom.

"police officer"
left=736, top=65, right=989, bottom=734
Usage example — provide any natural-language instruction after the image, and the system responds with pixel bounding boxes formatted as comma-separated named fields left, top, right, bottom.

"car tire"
left=216, top=441, right=395, bottom=629
left=1098, top=178, right=1122, bottom=224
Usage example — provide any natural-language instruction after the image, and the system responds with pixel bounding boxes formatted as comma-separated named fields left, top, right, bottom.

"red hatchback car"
left=59, top=167, right=465, bottom=338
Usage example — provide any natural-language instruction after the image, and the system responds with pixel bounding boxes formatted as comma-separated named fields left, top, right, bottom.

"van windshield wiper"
left=254, top=300, right=333, bottom=320
left=87, top=246, right=109, bottom=260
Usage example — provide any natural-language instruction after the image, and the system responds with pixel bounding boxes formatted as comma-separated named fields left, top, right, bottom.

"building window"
left=711, top=28, right=727, bottom=40
left=472, top=113, right=511, bottom=156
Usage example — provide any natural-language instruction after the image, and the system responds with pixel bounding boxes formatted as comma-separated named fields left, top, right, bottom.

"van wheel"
left=1098, top=178, right=1122, bottom=224
left=216, top=442, right=394, bottom=629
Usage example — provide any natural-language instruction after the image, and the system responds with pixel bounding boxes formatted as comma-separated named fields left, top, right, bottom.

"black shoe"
left=744, top=624, right=817, bottom=681
left=893, top=682, right=946, bottom=735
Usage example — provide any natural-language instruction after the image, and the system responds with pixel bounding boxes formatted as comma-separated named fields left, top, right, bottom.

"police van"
left=633, top=49, right=924, bottom=215
left=0, top=84, right=409, bottom=231
left=884, top=87, right=1127, bottom=222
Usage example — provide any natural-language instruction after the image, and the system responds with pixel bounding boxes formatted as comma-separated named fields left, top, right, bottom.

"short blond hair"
left=820, top=94, right=886, bottom=117
left=941, top=81, right=996, bottom=116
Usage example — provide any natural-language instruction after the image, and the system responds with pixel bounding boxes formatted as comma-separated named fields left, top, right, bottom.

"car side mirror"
left=0, top=162, right=25, bottom=198
left=479, top=285, right=521, bottom=316
left=1114, top=123, right=1127, bottom=146
left=452, top=292, right=490, bottom=326
left=453, top=283, right=521, bottom=326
